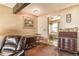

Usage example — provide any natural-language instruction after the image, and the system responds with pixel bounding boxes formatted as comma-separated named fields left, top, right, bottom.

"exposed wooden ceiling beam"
left=13, top=3, right=30, bottom=14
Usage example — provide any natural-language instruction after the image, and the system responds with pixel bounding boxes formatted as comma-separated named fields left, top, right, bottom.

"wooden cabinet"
left=58, top=32, right=77, bottom=53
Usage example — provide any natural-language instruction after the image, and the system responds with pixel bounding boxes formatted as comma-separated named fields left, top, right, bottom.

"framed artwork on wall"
left=66, top=13, right=71, bottom=23
left=23, top=17, right=33, bottom=29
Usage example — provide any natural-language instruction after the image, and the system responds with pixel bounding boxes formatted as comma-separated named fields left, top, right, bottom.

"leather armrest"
left=9, top=50, right=24, bottom=56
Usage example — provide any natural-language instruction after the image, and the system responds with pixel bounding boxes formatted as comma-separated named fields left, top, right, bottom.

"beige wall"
left=0, top=5, right=37, bottom=36
left=17, top=12, right=37, bottom=36
left=37, top=15, right=48, bottom=38
left=0, top=5, right=20, bottom=35
left=37, top=15, right=49, bottom=43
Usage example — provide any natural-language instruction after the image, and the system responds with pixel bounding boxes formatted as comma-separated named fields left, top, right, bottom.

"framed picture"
left=23, top=17, right=33, bottom=29
left=66, top=13, right=71, bottom=23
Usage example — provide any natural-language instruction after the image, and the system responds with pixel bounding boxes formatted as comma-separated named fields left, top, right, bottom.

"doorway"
left=48, top=16, right=60, bottom=46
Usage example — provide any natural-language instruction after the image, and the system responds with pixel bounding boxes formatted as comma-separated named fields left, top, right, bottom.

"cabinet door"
left=70, top=38, right=77, bottom=51
left=63, top=38, right=69, bottom=50
left=58, top=38, right=77, bottom=52
left=58, top=38, right=63, bottom=49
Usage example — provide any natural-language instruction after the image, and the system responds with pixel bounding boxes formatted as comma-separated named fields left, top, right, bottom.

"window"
left=51, top=22, right=58, bottom=32
left=49, top=21, right=59, bottom=34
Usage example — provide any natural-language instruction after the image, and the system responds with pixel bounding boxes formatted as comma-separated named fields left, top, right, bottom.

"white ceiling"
left=0, top=3, right=16, bottom=8
left=22, top=3, right=79, bottom=16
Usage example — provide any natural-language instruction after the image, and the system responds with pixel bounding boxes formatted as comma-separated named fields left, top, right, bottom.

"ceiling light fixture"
left=32, top=9, right=39, bottom=14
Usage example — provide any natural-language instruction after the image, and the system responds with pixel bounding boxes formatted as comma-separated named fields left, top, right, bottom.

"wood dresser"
left=58, top=32, right=78, bottom=54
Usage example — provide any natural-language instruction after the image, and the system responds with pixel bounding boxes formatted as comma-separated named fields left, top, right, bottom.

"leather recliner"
left=0, top=35, right=25, bottom=56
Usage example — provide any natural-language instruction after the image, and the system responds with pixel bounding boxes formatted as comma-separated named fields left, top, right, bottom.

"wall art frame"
left=66, top=13, right=71, bottom=23
left=23, top=16, right=33, bottom=29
